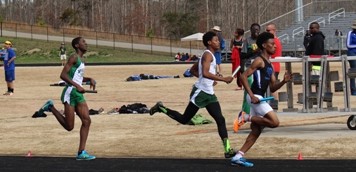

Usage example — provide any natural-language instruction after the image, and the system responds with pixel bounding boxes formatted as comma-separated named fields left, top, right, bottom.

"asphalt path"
left=1, top=123, right=355, bottom=172
left=1, top=156, right=355, bottom=172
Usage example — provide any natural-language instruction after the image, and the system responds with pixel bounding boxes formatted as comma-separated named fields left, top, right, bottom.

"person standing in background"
left=304, top=22, right=325, bottom=93
left=241, top=23, right=260, bottom=113
left=230, top=28, right=245, bottom=90
left=59, top=42, right=67, bottom=66
left=3, top=41, right=16, bottom=96
left=335, top=29, right=343, bottom=37
left=212, top=26, right=225, bottom=74
left=241, top=23, right=260, bottom=73
left=346, top=19, right=356, bottom=95
left=233, top=23, right=260, bottom=132
left=266, top=23, right=283, bottom=107
left=305, top=22, right=325, bottom=75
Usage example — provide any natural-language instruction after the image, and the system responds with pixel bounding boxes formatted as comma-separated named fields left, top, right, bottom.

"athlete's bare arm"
left=240, top=57, right=264, bottom=104
left=201, top=52, right=233, bottom=84
left=269, top=70, right=292, bottom=93
left=190, top=61, right=199, bottom=77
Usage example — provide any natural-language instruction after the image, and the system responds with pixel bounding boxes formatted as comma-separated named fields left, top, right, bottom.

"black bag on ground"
left=89, top=108, right=104, bottom=115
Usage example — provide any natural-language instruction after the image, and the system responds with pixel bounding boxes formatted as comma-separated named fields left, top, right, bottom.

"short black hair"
left=310, top=22, right=319, bottom=28
left=203, top=31, right=217, bottom=47
left=72, top=37, right=82, bottom=51
left=250, top=23, right=261, bottom=30
left=236, top=28, right=244, bottom=35
left=256, top=32, right=274, bottom=50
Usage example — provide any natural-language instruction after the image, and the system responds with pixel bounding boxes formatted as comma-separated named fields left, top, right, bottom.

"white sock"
left=232, top=151, right=244, bottom=160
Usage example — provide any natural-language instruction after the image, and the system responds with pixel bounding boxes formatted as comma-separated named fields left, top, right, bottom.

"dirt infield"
left=0, top=63, right=355, bottom=159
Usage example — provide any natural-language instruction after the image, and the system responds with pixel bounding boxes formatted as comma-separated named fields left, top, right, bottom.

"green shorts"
left=190, top=86, right=218, bottom=108
left=61, top=86, right=86, bottom=107
left=242, top=75, right=253, bottom=113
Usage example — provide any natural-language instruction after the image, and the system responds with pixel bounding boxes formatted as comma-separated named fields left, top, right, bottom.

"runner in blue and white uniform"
left=231, top=32, right=292, bottom=167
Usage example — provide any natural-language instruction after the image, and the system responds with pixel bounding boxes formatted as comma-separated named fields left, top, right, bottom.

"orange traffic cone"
left=26, top=151, right=32, bottom=157
left=297, top=152, right=303, bottom=160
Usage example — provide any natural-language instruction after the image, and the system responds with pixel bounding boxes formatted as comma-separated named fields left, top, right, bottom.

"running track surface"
left=0, top=156, right=355, bottom=172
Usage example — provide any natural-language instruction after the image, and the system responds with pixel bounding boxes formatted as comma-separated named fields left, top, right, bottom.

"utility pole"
left=295, top=0, right=304, bottom=23
left=242, top=0, right=246, bottom=30
left=206, top=0, right=209, bottom=31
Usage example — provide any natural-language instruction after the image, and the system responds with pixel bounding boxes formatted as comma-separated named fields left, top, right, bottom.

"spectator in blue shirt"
left=3, top=40, right=16, bottom=96
left=212, top=26, right=225, bottom=74
left=347, top=20, right=356, bottom=95
left=180, top=53, right=190, bottom=61
left=180, top=52, right=187, bottom=61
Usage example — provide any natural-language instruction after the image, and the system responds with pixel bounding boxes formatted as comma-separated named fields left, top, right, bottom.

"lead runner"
left=231, top=32, right=292, bottom=167
left=38, top=37, right=97, bottom=160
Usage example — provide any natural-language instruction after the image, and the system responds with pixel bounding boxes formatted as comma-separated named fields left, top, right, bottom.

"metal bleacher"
left=278, top=8, right=356, bottom=53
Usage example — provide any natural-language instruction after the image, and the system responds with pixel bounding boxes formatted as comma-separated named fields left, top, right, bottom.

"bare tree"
left=1, top=0, right=353, bottom=38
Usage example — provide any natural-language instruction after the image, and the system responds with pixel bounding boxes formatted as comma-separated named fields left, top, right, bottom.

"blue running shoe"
left=231, top=157, right=254, bottom=167
left=76, top=150, right=96, bottom=160
left=38, top=99, right=53, bottom=115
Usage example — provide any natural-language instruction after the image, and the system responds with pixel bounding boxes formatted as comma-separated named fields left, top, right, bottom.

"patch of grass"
left=2, top=37, right=173, bottom=64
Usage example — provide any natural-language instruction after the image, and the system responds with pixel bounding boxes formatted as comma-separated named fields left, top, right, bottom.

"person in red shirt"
left=266, top=23, right=282, bottom=102
left=230, top=28, right=245, bottom=90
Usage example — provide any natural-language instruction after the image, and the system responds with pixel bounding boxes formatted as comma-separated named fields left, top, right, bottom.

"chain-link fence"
left=0, top=22, right=205, bottom=57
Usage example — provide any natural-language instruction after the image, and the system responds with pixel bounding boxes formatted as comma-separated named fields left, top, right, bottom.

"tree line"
left=0, top=0, right=353, bottom=39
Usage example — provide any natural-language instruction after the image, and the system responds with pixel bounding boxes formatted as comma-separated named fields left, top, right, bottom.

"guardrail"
left=328, top=8, right=345, bottom=24
left=292, top=26, right=305, bottom=41
left=278, top=33, right=290, bottom=44
left=308, top=17, right=326, bottom=27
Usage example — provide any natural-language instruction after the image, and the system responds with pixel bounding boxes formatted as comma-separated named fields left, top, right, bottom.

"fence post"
left=30, top=24, right=33, bottom=40
left=0, top=22, right=2, bottom=37
left=131, top=35, right=133, bottom=52
left=96, top=31, right=98, bottom=48
left=113, top=33, right=115, bottom=49
left=294, top=40, right=297, bottom=57
left=15, top=24, right=17, bottom=38
left=170, top=38, right=172, bottom=57
left=62, top=28, right=65, bottom=42
left=151, top=37, right=153, bottom=54
left=47, top=26, right=49, bottom=42
left=338, top=36, right=341, bottom=56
